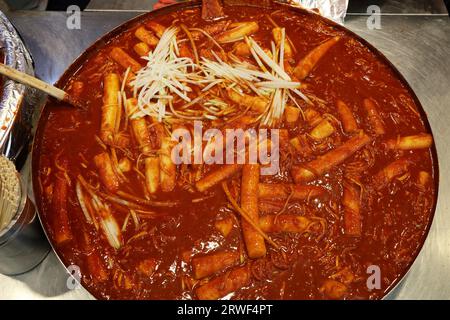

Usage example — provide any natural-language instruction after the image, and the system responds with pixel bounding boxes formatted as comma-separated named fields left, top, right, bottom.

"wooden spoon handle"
left=0, top=63, right=68, bottom=102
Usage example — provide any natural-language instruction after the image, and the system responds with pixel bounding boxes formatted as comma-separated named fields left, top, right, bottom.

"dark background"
left=47, top=0, right=90, bottom=10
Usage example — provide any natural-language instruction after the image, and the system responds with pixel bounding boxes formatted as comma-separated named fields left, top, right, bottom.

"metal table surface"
left=0, top=9, right=449, bottom=300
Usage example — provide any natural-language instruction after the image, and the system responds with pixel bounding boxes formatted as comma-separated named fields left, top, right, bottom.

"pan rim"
left=31, top=0, right=440, bottom=300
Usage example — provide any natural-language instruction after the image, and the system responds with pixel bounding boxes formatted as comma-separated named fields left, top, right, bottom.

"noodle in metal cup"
left=0, top=174, right=50, bottom=275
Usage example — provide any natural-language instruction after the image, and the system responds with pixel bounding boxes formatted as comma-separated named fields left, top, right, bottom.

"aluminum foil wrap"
left=0, top=10, right=42, bottom=167
left=288, top=0, right=349, bottom=24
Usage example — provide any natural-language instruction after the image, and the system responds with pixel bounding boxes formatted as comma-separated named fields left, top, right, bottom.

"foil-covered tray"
left=0, top=11, right=42, bottom=166
left=292, top=0, right=349, bottom=24
left=0, top=11, right=49, bottom=276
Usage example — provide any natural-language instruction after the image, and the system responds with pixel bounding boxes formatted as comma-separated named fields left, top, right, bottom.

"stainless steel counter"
left=0, top=10, right=449, bottom=300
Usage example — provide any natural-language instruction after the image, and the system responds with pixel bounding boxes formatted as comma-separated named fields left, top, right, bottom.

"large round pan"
left=31, top=0, right=439, bottom=299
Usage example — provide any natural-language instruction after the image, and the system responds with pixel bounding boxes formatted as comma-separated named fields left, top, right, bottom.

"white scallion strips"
left=201, top=30, right=310, bottom=126
left=130, top=25, right=310, bottom=126
left=131, top=26, right=198, bottom=121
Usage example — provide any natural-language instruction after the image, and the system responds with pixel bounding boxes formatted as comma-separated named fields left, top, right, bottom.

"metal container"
left=0, top=175, right=50, bottom=275
left=0, top=10, right=48, bottom=275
